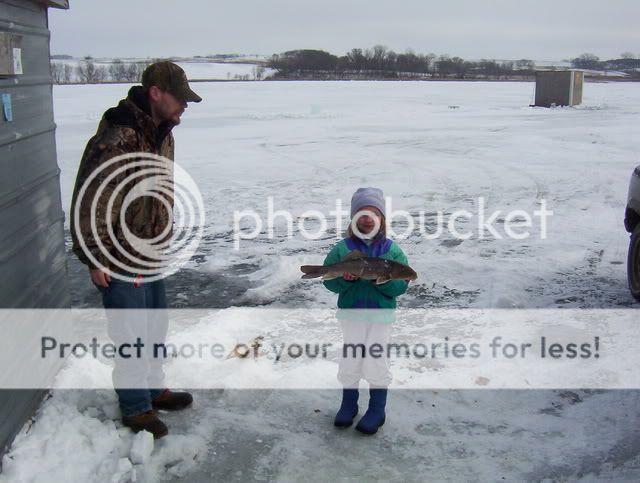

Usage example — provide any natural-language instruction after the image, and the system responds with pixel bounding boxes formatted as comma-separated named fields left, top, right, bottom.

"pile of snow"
left=129, top=431, right=154, bottom=465
left=0, top=389, right=211, bottom=482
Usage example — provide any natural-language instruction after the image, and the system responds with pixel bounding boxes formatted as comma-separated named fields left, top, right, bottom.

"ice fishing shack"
left=0, top=0, right=69, bottom=460
left=534, top=70, right=584, bottom=107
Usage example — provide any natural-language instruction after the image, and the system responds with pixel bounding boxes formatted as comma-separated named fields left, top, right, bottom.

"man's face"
left=154, top=89, right=187, bottom=125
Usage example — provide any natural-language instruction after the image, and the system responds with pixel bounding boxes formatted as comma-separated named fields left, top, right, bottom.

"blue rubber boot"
left=334, top=388, right=359, bottom=428
left=355, top=388, right=387, bottom=435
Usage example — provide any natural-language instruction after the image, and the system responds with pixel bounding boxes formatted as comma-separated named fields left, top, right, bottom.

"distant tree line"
left=268, top=46, right=535, bottom=80
left=49, top=50, right=640, bottom=85
left=50, top=57, right=150, bottom=84
left=269, top=47, right=640, bottom=80
left=571, top=52, right=640, bottom=78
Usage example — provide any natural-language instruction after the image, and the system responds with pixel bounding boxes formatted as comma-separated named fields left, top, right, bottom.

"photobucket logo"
left=73, top=153, right=204, bottom=283
left=233, top=197, right=553, bottom=249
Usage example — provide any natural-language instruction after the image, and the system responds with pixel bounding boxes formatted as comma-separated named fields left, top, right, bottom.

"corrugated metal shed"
left=534, top=70, right=584, bottom=107
left=0, top=0, right=69, bottom=459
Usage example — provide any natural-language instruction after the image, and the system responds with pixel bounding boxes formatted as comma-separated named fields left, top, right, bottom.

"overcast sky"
left=50, top=0, right=639, bottom=61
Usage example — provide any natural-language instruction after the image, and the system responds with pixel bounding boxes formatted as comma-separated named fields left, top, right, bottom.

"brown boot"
left=122, top=410, right=168, bottom=439
left=152, top=389, right=193, bottom=411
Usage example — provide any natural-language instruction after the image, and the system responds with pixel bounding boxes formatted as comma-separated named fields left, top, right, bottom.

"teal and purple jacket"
left=322, top=235, right=410, bottom=309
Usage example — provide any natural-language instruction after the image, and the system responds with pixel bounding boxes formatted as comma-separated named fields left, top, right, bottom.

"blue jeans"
left=96, top=275, right=169, bottom=417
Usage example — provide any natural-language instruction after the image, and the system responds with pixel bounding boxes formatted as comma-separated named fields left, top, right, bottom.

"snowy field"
left=52, top=59, right=270, bottom=81
left=175, top=62, right=273, bottom=80
left=2, top=81, right=640, bottom=481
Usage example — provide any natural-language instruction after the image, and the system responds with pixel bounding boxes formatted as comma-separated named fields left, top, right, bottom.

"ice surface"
left=56, top=80, right=640, bottom=309
left=3, top=80, right=640, bottom=481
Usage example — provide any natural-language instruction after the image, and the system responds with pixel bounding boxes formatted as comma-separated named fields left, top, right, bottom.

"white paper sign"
left=12, top=48, right=22, bottom=75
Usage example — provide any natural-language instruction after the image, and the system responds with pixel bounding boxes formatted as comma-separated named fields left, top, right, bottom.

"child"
left=323, top=187, right=411, bottom=434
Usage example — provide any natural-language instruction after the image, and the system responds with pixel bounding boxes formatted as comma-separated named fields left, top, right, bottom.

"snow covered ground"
left=174, top=61, right=273, bottom=80
left=51, top=59, right=270, bottom=81
left=2, top=80, right=640, bottom=481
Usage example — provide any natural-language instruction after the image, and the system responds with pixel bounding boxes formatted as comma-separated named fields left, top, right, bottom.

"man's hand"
left=343, top=272, right=359, bottom=281
left=90, top=268, right=111, bottom=287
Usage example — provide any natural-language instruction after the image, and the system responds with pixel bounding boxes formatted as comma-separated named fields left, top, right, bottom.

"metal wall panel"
left=0, top=0, right=69, bottom=460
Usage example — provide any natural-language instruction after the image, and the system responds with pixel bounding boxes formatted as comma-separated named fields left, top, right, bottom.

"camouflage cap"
left=142, top=61, right=202, bottom=103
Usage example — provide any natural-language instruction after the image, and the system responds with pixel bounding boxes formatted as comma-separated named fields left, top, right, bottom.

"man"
left=70, top=61, right=202, bottom=438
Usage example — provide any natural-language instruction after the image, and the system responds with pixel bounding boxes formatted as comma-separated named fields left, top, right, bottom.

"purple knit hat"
left=350, top=187, right=385, bottom=218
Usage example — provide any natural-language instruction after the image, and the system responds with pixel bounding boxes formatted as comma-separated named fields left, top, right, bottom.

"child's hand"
left=343, top=272, right=359, bottom=281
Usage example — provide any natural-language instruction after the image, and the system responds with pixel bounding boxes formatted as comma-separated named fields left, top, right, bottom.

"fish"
left=226, top=336, right=265, bottom=359
left=300, top=250, right=418, bottom=284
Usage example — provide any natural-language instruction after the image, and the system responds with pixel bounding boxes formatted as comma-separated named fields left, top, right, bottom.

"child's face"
left=354, top=206, right=383, bottom=236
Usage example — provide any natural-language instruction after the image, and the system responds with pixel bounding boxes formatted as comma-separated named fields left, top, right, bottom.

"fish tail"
left=300, top=265, right=326, bottom=279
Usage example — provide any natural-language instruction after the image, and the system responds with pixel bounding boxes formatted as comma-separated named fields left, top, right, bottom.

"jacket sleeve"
left=322, top=243, right=354, bottom=294
left=70, top=128, right=137, bottom=269
left=374, top=242, right=410, bottom=298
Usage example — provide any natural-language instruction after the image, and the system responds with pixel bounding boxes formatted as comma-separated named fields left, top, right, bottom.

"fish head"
left=394, top=263, right=418, bottom=281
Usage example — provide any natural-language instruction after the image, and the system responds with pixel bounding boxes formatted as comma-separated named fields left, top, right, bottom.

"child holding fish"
left=300, top=187, right=416, bottom=434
